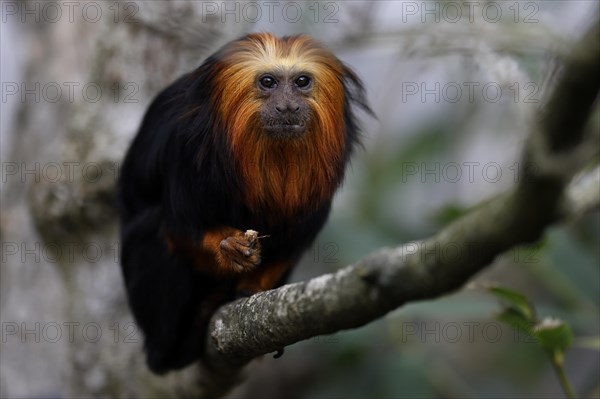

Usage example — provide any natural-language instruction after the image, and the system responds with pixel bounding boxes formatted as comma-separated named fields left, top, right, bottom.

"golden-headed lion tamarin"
left=118, top=32, right=371, bottom=373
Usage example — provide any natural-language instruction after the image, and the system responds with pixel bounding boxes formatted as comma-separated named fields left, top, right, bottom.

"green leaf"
left=533, top=318, right=574, bottom=355
left=497, top=308, right=535, bottom=338
left=487, top=285, right=536, bottom=322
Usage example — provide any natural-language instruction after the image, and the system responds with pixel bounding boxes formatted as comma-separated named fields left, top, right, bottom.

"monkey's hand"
left=218, top=229, right=261, bottom=273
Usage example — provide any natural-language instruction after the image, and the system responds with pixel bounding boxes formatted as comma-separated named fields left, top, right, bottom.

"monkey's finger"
left=232, top=231, right=260, bottom=249
left=228, top=237, right=262, bottom=255
left=221, top=238, right=249, bottom=256
left=220, top=238, right=261, bottom=268
left=229, top=255, right=259, bottom=272
left=230, top=238, right=252, bottom=251
left=228, top=248, right=261, bottom=267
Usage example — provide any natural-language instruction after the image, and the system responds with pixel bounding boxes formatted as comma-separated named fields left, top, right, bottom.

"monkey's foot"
left=273, top=348, right=285, bottom=359
left=219, top=231, right=261, bottom=273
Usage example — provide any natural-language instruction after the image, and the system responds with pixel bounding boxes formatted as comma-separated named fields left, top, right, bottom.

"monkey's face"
left=256, top=71, right=313, bottom=139
left=214, top=33, right=347, bottom=149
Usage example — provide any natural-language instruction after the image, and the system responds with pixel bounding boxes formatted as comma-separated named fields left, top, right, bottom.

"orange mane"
left=211, top=33, right=348, bottom=219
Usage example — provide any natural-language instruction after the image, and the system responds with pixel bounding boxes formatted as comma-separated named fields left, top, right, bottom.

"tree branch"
left=198, top=20, right=600, bottom=397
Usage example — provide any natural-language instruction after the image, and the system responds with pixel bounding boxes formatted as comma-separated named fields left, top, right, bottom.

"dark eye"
left=259, top=75, right=276, bottom=89
left=295, top=75, right=311, bottom=88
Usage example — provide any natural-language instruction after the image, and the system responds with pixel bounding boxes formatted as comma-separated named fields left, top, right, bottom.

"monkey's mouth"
left=264, top=121, right=307, bottom=137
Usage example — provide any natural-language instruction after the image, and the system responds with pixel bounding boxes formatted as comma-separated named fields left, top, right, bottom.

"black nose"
left=275, top=102, right=300, bottom=113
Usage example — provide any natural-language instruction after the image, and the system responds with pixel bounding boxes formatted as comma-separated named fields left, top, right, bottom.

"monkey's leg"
left=121, top=208, right=208, bottom=373
left=235, top=260, right=294, bottom=294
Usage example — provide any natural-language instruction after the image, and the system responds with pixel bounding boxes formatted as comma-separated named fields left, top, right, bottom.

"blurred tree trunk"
left=0, top=1, right=245, bottom=397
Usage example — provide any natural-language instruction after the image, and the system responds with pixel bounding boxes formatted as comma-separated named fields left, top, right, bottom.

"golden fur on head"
left=210, top=33, right=352, bottom=219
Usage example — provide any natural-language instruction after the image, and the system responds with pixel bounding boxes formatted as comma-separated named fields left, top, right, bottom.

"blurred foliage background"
left=264, top=2, right=600, bottom=397
left=1, top=1, right=598, bottom=398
